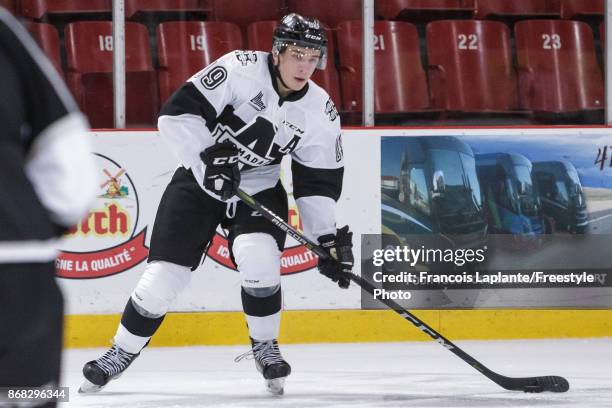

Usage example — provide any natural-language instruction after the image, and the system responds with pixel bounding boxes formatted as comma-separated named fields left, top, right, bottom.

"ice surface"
left=62, top=338, right=611, bottom=408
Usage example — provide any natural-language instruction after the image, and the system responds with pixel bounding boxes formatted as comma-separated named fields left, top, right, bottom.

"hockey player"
left=80, top=13, right=354, bottom=395
left=0, top=7, right=96, bottom=407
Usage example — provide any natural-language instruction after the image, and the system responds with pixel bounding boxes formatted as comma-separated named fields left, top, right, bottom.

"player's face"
left=276, top=45, right=321, bottom=91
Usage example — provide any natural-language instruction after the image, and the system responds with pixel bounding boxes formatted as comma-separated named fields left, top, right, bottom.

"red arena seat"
left=210, top=0, right=282, bottom=33
left=25, top=22, right=62, bottom=73
left=286, top=0, right=361, bottom=28
left=475, top=0, right=560, bottom=20
left=336, top=20, right=430, bottom=114
left=515, top=19, right=604, bottom=113
left=20, top=0, right=111, bottom=20
left=64, top=21, right=158, bottom=128
left=376, top=0, right=476, bottom=21
left=0, top=0, right=16, bottom=14
left=157, top=21, right=242, bottom=103
left=560, top=0, right=603, bottom=20
left=247, top=20, right=342, bottom=108
left=246, top=20, right=277, bottom=51
left=426, top=20, right=519, bottom=113
left=125, top=0, right=210, bottom=21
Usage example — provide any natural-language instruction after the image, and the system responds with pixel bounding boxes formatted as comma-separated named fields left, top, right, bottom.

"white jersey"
left=157, top=50, right=343, bottom=239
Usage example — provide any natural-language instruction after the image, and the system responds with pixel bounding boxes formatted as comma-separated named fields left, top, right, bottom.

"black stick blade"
left=522, top=376, right=570, bottom=393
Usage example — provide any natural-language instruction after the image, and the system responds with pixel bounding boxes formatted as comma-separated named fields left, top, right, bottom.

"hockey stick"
left=236, top=188, right=569, bottom=393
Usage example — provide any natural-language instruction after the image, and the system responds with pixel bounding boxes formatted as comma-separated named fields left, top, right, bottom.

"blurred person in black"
left=0, top=7, right=96, bottom=406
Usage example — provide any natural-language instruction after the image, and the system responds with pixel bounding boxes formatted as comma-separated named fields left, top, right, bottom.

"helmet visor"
left=273, top=39, right=328, bottom=70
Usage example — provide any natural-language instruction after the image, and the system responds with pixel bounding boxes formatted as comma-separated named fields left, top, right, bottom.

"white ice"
left=62, top=338, right=611, bottom=408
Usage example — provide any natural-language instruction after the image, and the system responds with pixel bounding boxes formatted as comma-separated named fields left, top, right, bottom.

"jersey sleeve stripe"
left=291, top=160, right=343, bottom=201
left=159, top=82, right=218, bottom=127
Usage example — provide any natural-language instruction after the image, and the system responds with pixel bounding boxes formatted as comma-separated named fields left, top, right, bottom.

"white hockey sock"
left=246, top=311, right=281, bottom=341
left=113, top=324, right=150, bottom=354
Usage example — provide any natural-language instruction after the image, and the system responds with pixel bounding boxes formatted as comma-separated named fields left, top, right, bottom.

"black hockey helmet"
left=273, top=13, right=327, bottom=70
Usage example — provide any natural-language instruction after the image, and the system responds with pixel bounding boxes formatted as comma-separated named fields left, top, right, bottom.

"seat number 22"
left=458, top=34, right=479, bottom=50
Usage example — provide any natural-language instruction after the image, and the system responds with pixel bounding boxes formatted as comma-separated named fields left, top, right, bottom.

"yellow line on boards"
left=64, top=310, right=612, bottom=348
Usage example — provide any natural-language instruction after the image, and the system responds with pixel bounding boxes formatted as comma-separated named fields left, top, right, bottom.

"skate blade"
left=265, top=377, right=286, bottom=395
left=78, top=379, right=104, bottom=394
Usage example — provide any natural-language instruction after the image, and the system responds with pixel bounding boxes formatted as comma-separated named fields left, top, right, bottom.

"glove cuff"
left=200, top=143, right=239, bottom=166
left=317, top=233, right=335, bottom=246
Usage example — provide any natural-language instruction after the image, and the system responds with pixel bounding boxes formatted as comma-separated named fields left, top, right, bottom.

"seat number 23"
left=542, top=34, right=562, bottom=49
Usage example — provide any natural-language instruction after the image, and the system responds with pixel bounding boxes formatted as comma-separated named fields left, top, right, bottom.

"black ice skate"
left=235, top=337, right=291, bottom=395
left=79, top=344, right=140, bottom=393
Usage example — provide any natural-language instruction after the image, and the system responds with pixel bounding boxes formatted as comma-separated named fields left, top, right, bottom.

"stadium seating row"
left=9, top=0, right=605, bottom=27
left=379, top=0, right=604, bottom=22
left=340, top=19, right=603, bottom=117
left=26, top=19, right=604, bottom=128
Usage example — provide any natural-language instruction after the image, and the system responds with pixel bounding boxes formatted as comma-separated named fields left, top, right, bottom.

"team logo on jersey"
left=335, top=134, right=344, bottom=162
left=212, top=120, right=302, bottom=170
left=55, top=154, right=148, bottom=279
left=235, top=51, right=258, bottom=66
left=248, top=91, right=266, bottom=112
left=201, top=66, right=227, bottom=90
left=325, top=98, right=338, bottom=122
left=213, top=123, right=275, bottom=167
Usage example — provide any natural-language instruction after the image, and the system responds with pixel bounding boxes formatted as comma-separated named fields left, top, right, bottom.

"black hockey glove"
left=200, top=142, right=241, bottom=201
left=317, top=225, right=354, bottom=289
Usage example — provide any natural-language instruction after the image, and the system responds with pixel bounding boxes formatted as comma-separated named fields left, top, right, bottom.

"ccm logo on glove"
left=212, top=156, right=239, bottom=166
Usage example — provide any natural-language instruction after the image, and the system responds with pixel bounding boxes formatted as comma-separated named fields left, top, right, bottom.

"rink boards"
left=64, top=309, right=612, bottom=348
left=57, top=127, right=612, bottom=346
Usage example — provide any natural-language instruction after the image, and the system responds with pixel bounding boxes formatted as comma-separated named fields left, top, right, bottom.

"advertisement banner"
left=377, top=131, right=612, bottom=308
left=58, top=128, right=612, bottom=314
